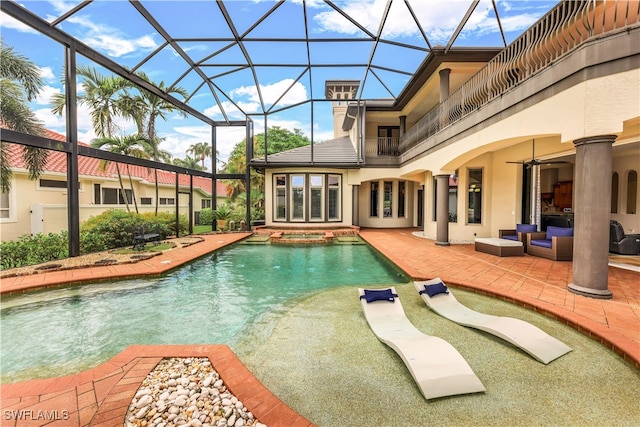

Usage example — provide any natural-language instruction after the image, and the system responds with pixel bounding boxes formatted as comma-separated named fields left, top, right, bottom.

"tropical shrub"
left=0, top=210, right=192, bottom=269
left=80, top=209, right=144, bottom=252
left=212, top=204, right=233, bottom=220
left=139, top=211, right=187, bottom=237
left=0, top=231, right=68, bottom=270
left=198, top=208, right=214, bottom=226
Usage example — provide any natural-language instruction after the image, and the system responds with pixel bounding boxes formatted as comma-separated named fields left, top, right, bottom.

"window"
left=39, top=179, right=67, bottom=189
left=432, top=177, right=437, bottom=222
left=160, top=197, right=175, bottom=205
left=141, top=197, right=152, bottom=205
left=383, top=182, right=393, bottom=217
left=611, top=172, right=618, bottom=213
left=202, top=199, right=212, bottom=209
left=272, top=173, right=341, bottom=222
left=103, top=188, right=132, bottom=205
left=328, top=175, right=341, bottom=221
left=39, top=178, right=81, bottom=190
left=0, top=190, right=10, bottom=219
left=449, top=176, right=458, bottom=223
left=94, top=184, right=132, bottom=205
left=627, top=170, right=638, bottom=214
left=468, top=169, right=483, bottom=224
left=310, top=175, right=324, bottom=221
left=274, top=175, right=286, bottom=220
left=370, top=182, right=379, bottom=217
left=291, top=175, right=305, bottom=221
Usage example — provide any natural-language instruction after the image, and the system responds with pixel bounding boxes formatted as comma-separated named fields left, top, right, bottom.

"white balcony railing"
left=365, top=137, right=400, bottom=157
left=399, top=0, right=640, bottom=153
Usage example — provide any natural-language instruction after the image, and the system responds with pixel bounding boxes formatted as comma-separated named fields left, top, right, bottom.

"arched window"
left=611, top=172, right=618, bottom=213
left=627, top=170, right=638, bottom=214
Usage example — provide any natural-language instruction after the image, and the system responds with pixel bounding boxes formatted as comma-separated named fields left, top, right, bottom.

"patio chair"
left=414, top=279, right=572, bottom=364
left=358, top=287, right=485, bottom=400
left=526, top=226, right=574, bottom=261
left=499, top=223, right=537, bottom=252
left=609, top=220, right=640, bottom=255
left=499, top=223, right=537, bottom=242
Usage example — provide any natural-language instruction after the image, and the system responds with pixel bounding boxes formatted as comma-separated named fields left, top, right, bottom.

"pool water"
left=0, top=242, right=408, bottom=383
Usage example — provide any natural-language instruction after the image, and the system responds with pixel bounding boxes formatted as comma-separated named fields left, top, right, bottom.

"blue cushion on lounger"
left=419, top=282, right=449, bottom=297
left=502, top=234, right=518, bottom=241
left=360, top=288, right=398, bottom=303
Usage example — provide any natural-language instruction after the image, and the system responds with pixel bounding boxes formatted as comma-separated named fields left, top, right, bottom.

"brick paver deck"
left=1, top=228, right=638, bottom=426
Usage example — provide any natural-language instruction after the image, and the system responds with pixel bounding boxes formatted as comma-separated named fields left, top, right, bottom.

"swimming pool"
left=0, top=242, right=408, bottom=383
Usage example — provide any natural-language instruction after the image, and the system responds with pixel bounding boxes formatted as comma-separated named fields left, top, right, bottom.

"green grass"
left=193, top=225, right=215, bottom=234
left=114, top=242, right=174, bottom=254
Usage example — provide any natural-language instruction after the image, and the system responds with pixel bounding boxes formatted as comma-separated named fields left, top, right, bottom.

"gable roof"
left=250, top=136, right=362, bottom=169
left=4, top=130, right=229, bottom=197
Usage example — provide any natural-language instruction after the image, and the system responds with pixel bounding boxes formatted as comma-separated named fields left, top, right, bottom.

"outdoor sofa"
left=526, top=226, right=574, bottom=261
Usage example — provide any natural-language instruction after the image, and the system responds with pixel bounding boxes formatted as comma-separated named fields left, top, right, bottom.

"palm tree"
left=0, top=41, right=48, bottom=192
left=91, top=134, right=150, bottom=213
left=173, top=156, right=204, bottom=170
left=187, top=142, right=212, bottom=171
left=51, top=65, right=133, bottom=138
left=125, top=73, right=188, bottom=215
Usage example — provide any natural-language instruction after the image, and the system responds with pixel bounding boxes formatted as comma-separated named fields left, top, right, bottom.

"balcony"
left=364, top=137, right=401, bottom=166
left=398, top=1, right=640, bottom=158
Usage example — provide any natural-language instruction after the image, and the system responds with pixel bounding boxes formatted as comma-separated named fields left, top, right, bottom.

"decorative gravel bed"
left=125, top=357, right=265, bottom=427
left=0, top=237, right=204, bottom=278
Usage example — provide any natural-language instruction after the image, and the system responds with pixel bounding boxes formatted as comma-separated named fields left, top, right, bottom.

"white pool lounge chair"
left=413, top=278, right=572, bottom=364
left=358, top=287, right=486, bottom=400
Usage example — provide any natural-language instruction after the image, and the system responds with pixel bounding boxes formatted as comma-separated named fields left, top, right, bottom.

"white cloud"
left=204, top=101, right=260, bottom=119
left=165, top=125, right=245, bottom=171
left=34, top=85, right=61, bottom=105
left=230, top=79, right=308, bottom=107
left=34, top=107, right=66, bottom=130
left=312, top=0, right=537, bottom=44
left=38, top=66, right=56, bottom=83
left=64, top=14, right=158, bottom=57
left=0, top=12, right=39, bottom=33
left=204, top=79, right=309, bottom=119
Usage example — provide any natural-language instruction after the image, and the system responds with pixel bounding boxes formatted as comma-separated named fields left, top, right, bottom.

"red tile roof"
left=5, top=130, right=230, bottom=196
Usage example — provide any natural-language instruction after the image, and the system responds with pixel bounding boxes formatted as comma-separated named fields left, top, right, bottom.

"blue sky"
left=1, top=0, right=558, bottom=171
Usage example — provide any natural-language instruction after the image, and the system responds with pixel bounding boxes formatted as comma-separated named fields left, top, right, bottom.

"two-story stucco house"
left=250, top=2, right=640, bottom=299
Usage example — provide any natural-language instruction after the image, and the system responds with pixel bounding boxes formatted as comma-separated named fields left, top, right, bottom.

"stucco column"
left=439, top=68, right=451, bottom=128
left=439, top=68, right=451, bottom=101
left=352, top=185, right=360, bottom=226
left=435, top=174, right=450, bottom=246
left=568, top=135, right=616, bottom=300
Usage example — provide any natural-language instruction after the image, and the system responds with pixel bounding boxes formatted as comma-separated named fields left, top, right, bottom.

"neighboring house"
left=1, top=130, right=229, bottom=242
left=251, top=3, right=639, bottom=241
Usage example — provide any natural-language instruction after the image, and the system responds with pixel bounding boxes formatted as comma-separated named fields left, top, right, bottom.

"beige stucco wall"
left=1, top=171, right=222, bottom=242
left=611, top=148, right=640, bottom=233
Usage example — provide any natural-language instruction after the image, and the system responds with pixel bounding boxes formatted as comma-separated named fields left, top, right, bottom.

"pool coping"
left=0, top=345, right=315, bottom=427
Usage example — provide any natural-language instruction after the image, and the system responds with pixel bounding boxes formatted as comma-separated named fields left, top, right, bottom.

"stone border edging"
left=1, top=345, right=316, bottom=427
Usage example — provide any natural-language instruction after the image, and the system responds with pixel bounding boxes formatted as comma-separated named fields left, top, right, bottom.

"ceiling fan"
left=506, top=139, right=568, bottom=168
